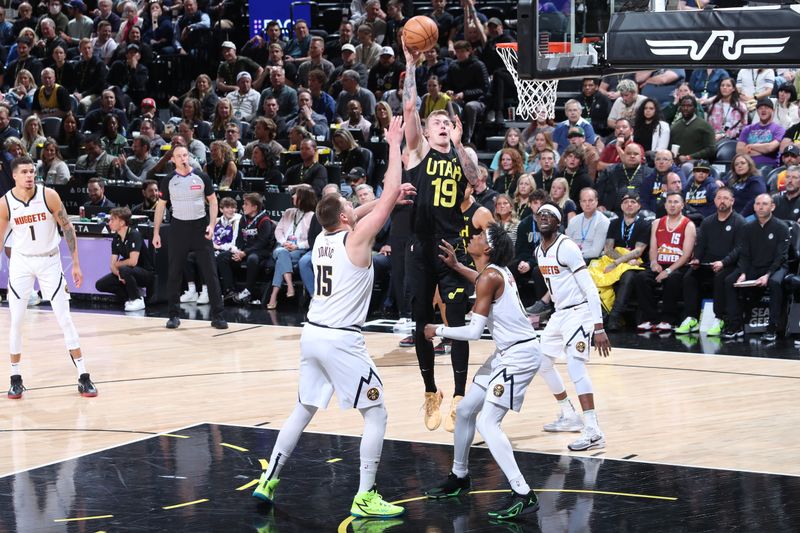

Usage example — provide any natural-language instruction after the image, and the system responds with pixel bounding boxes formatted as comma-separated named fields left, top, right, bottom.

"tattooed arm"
left=401, top=37, right=426, bottom=162
left=450, top=115, right=480, bottom=186
left=45, top=187, right=83, bottom=287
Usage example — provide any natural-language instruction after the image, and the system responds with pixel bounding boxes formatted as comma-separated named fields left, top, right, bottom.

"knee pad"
left=567, top=357, right=593, bottom=396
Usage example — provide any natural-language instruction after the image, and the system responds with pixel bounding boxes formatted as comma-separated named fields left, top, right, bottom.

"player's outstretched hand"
left=594, top=330, right=611, bottom=358
left=72, top=264, right=83, bottom=288
left=423, top=324, right=438, bottom=341
left=394, top=182, right=417, bottom=206
left=385, top=115, right=404, bottom=145
left=401, top=35, right=421, bottom=67
left=438, top=239, right=459, bottom=270
left=450, top=115, right=464, bottom=147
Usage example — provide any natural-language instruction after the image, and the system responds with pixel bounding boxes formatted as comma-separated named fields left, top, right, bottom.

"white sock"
left=509, top=474, right=531, bottom=495
left=584, top=409, right=599, bottom=432
left=10, top=362, right=20, bottom=376
left=358, top=405, right=387, bottom=493
left=559, top=398, right=575, bottom=417
left=187, top=282, right=196, bottom=293
left=72, top=356, right=86, bottom=376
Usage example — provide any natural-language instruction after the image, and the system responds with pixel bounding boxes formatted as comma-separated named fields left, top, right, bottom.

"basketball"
left=403, top=16, right=439, bottom=52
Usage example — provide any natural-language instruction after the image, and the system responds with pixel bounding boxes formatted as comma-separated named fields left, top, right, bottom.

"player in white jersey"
left=0, top=156, right=96, bottom=399
left=535, top=202, right=610, bottom=451
left=423, top=224, right=541, bottom=521
left=253, top=117, right=414, bottom=518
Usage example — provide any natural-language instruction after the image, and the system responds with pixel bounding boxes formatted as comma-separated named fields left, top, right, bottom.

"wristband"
left=594, top=329, right=605, bottom=335
left=435, top=325, right=444, bottom=337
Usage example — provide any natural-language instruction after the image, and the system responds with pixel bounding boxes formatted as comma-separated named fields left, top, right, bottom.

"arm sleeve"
left=437, top=313, right=488, bottom=341
left=574, top=268, right=604, bottom=325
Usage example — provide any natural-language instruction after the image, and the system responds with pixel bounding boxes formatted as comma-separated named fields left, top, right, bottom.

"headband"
left=485, top=229, right=494, bottom=250
left=538, top=204, right=562, bottom=222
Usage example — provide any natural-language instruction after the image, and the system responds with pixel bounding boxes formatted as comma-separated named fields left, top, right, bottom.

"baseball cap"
left=347, top=167, right=367, bottom=182
left=693, top=159, right=711, bottom=172
left=141, top=97, right=156, bottom=109
left=487, top=17, right=503, bottom=27
left=69, top=0, right=86, bottom=13
left=380, top=46, right=394, bottom=56
left=621, top=192, right=640, bottom=203
left=756, top=98, right=774, bottom=109
left=221, top=41, right=237, bottom=51
left=237, top=71, right=252, bottom=81
left=126, top=43, right=140, bottom=53
left=783, top=144, right=800, bottom=157
left=567, top=126, right=585, bottom=138
left=341, top=43, right=356, bottom=54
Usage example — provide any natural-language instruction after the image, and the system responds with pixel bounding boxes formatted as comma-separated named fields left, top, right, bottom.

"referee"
left=153, top=146, right=228, bottom=329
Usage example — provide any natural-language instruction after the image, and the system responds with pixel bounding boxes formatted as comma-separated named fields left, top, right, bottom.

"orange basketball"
left=403, top=15, right=439, bottom=52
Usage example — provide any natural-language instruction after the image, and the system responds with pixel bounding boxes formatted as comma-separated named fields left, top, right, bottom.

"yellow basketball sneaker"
left=444, top=395, right=462, bottom=433
left=423, top=390, right=444, bottom=430
left=252, top=472, right=280, bottom=504
left=350, top=487, right=404, bottom=518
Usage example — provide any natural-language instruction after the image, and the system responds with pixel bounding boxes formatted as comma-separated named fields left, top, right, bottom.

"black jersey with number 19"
left=409, top=145, right=467, bottom=237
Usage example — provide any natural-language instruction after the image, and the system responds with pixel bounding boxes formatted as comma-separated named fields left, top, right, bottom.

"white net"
left=496, top=44, right=559, bottom=121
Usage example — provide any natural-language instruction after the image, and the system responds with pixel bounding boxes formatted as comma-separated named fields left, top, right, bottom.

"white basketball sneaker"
left=568, top=428, right=606, bottom=451
left=180, top=289, right=198, bottom=303
left=543, top=411, right=583, bottom=432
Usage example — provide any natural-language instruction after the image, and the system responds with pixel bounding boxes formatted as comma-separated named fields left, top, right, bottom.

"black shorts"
left=408, top=236, right=470, bottom=304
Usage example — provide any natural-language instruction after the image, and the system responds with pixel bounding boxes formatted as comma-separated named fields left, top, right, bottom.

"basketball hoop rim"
left=495, top=43, right=518, bottom=50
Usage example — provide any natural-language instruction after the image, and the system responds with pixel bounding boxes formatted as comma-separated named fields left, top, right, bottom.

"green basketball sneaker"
left=706, top=318, right=724, bottom=337
left=252, top=473, right=280, bottom=504
left=674, top=317, right=699, bottom=334
left=487, top=490, right=539, bottom=520
left=350, top=487, right=404, bottom=518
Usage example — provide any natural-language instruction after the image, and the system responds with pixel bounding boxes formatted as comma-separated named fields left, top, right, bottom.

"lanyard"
left=621, top=220, right=635, bottom=245
left=290, top=209, right=304, bottom=235
left=580, top=214, right=594, bottom=242
left=622, top=164, right=640, bottom=187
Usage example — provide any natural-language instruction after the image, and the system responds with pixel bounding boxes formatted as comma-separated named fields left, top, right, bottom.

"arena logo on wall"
left=250, top=1, right=312, bottom=38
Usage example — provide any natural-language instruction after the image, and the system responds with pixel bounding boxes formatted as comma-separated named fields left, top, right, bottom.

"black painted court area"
left=1, top=423, right=797, bottom=532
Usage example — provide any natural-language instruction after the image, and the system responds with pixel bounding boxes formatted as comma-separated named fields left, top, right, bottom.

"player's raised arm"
left=45, top=188, right=82, bottom=287
left=349, top=116, right=405, bottom=255
left=401, top=38, right=425, bottom=160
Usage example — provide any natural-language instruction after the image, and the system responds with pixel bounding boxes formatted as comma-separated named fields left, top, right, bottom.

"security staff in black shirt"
left=773, top=165, right=800, bottom=223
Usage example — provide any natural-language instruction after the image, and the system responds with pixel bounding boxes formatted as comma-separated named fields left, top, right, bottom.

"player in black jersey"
left=402, top=38, right=481, bottom=432
left=461, top=182, right=494, bottom=264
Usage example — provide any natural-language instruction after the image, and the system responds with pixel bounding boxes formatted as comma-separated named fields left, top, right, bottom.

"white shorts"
left=540, top=303, right=593, bottom=361
left=298, top=323, right=384, bottom=410
left=8, top=250, right=70, bottom=303
left=472, top=338, right=541, bottom=412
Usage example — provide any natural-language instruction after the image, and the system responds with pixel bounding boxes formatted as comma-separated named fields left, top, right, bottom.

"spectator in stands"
left=576, top=78, right=611, bottom=138
left=49, top=45, right=75, bottom=92
left=31, top=67, right=70, bottom=118
left=727, top=154, right=766, bottom=218
left=326, top=21, right=355, bottom=66
left=216, top=40, right=262, bottom=95
left=209, top=98, right=239, bottom=140
left=9, top=35, right=44, bottom=86
left=224, top=122, right=245, bottom=161
left=21, top=115, right=45, bottom=159
left=247, top=143, right=283, bottom=185
left=428, top=0, right=456, bottom=51
left=472, top=164, right=497, bottom=210
left=490, top=128, right=528, bottom=179
left=771, top=145, right=800, bottom=193
left=533, top=148, right=556, bottom=193
left=226, top=71, right=260, bottom=124
left=737, top=99, right=785, bottom=168
left=683, top=160, right=718, bottom=219
left=670, top=95, right=716, bottom=165
left=36, top=138, right=69, bottom=184
left=567, top=187, right=609, bottom=261
left=688, top=68, right=729, bottom=105
left=527, top=131, right=559, bottom=174
left=0, top=7, right=11, bottom=47
left=596, top=142, right=651, bottom=216
left=383, top=0, right=407, bottom=48
left=297, top=36, right=334, bottom=88
left=774, top=165, right=800, bottom=221
left=259, top=66, right=298, bottom=120
left=286, top=89, right=328, bottom=140
left=607, top=79, right=645, bottom=130
left=169, top=75, right=218, bottom=122
left=141, top=1, right=174, bottom=55
left=93, top=0, right=120, bottom=35
left=11, top=3, right=36, bottom=37
left=491, top=148, right=523, bottom=197
left=332, top=128, right=370, bottom=174
left=381, top=71, right=418, bottom=116
left=556, top=144, right=593, bottom=209
left=772, top=84, right=799, bottom=130
left=267, top=185, right=316, bottom=308
left=220, top=193, right=275, bottom=304
left=491, top=194, right=519, bottom=244
left=92, top=20, right=117, bottom=64
left=369, top=101, right=392, bottom=141
left=72, top=37, right=107, bottom=111
left=354, top=24, right=381, bottom=70
left=640, top=150, right=684, bottom=212
left=307, top=69, right=336, bottom=125
left=55, top=111, right=82, bottom=159
left=335, top=69, right=376, bottom=122
left=603, top=192, right=650, bottom=331
left=260, top=96, right=288, bottom=138
left=736, top=68, right=775, bottom=106
left=132, top=179, right=159, bottom=215
left=176, top=120, right=206, bottom=166
left=342, top=100, right=370, bottom=140
left=83, top=176, right=116, bottom=210
left=139, top=118, right=167, bottom=154
left=95, top=206, right=153, bottom=312
left=108, top=43, right=148, bottom=108
left=415, top=46, right=450, bottom=97
left=176, top=0, right=210, bottom=57
left=77, top=135, right=115, bottom=179
left=129, top=98, right=164, bottom=137
left=553, top=100, right=599, bottom=155
left=633, top=98, right=670, bottom=156
left=245, top=117, right=282, bottom=160
left=5, top=69, right=36, bottom=119
left=330, top=43, right=368, bottom=97
left=634, top=192, right=696, bottom=331
left=284, top=19, right=311, bottom=62
left=368, top=46, right=402, bottom=101
left=565, top=126, right=600, bottom=180
left=446, top=40, right=489, bottom=144
left=264, top=43, right=298, bottom=86
left=0, top=107, right=20, bottom=143
left=83, top=88, right=128, bottom=134
left=117, top=135, right=155, bottom=182
left=723, top=193, right=788, bottom=341
left=35, top=17, right=67, bottom=62
left=206, top=140, right=238, bottom=189
left=706, top=77, right=748, bottom=142
left=512, top=188, right=549, bottom=305
left=100, top=114, right=126, bottom=156
left=284, top=138, right=327, bottom=195
left=637, top=68, right=686, bottom=108
left=550, top=177, right=576, bottom=225
left=676, top=186, right=744, bottom=336
left=169, top=97, right=210, bottom=140
left=419, top=75, right=453, bottom=119
left=597, top=118, right=634, bottom=172
left=513, top=174, right=535, bottom=220
left=653, top=172, right=688, bottom=220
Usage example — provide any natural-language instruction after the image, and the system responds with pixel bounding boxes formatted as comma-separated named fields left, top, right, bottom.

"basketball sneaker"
left=8, top=375, right=25, bottom=399
left=425, top=472, right=471, bottom=499
left=636, top=321, right=654, bottom=331
left=674, top=317, right=699, bottom=334
left=234, top=289, right=252, bottom=304
left=350, top=487, right=404, bottom=518
left=568, top=428, right=605, bottom=451
left=252, top=473, right=280, bottom=504
left=654, top=321, right=673, bottom=331
left=706, top=318, right=724, bottom=337
left=423, top=390, right=443, bottom=430
left=78, top=373, right=98, bottom=397
left=197, top=287, right=209, bottom=305
left=433, top=340, right=451, bottom=355
left=124, top=297, right=146, bottom=312
left=398, top=335, right=414, bottom=348
left=487, top=490, right=539, bottom=520
left=543, top=411, right=583, bottom=432
left=180, top=289, right=198, bottom=303
left=444, top=395, right=462, bottom=433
